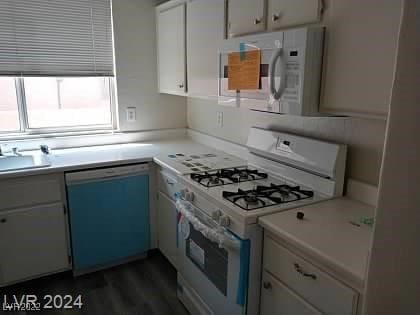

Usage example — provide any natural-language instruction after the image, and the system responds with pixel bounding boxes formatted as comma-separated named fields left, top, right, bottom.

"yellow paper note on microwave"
left=227, top=50, right=261, bottom=91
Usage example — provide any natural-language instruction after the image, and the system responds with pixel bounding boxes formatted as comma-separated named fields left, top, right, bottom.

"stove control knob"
left=180, top=188, right=187, bottom=198
left=211, top=210, right=222, bottom=221
left=182, top=190, right=194, bottom=202
left=219, top=215, right=231, bottom=227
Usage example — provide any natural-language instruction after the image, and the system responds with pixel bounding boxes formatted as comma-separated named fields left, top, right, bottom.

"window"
left=0, top=77, right=115, bottom=134
left=0, top=77, right=20, bottom=132
left=0, top=0, right=115, bottom=136
left=25, top=77, right=113, bottom=129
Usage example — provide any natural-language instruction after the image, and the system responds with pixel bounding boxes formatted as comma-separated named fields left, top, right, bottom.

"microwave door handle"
left=269, top=48, right=286, bottom=100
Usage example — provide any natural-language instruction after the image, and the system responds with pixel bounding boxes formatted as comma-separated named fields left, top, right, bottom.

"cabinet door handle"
left=0, top=218, right=7, bottom=223
left=294, top=263, right=317, bottom=280
left=263, top=281, right=272, bottom=290
left=166, top=179, right=174, bottom=185
left=254, top=17, right=262, bottom=25
left=272, top=14, right=280, bottom=22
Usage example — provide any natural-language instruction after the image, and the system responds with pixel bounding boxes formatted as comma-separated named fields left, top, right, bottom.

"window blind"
left=0, top=0, right=114, bottom=76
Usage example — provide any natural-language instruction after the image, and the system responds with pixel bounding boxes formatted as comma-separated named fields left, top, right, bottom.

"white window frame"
left=0, top=77, right=118, bottom=138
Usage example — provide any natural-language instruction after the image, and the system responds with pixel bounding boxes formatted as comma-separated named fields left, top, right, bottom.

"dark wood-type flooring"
left=1, top=250, right=189, bottom=315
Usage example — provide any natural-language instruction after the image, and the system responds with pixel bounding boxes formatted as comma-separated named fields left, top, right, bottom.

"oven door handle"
left=176, top=199, right=240, bottom=251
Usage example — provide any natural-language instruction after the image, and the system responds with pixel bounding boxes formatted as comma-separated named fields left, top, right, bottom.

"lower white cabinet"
left=262, top=234, right=359, bottom=315
left=0, top=203, right=69, bottom=285
left=157, top=191, right=178, bottom=269
left=261, top=271, right=322, bottom=315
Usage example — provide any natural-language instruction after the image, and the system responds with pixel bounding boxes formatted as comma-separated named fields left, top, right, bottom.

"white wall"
left=363, top=1, right=420, bottom=313
left=187, top=0, right=403, bottom=186
left=113, top=0, right=187, bottom=132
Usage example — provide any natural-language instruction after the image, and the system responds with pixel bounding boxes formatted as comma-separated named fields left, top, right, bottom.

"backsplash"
left=188, top=98, right=387, bottom=186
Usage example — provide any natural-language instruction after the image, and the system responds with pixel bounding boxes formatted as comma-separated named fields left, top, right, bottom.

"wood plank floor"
left=1, top=250, right=190, bottom=315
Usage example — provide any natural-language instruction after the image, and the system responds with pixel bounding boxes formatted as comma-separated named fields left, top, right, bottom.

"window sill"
left=0, top=128, right=120, bottom=142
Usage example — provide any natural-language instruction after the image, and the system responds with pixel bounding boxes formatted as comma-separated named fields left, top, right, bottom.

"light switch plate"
left=216, top=111, right=223, bottom=128
left=126, top=107, right=136, bottom=122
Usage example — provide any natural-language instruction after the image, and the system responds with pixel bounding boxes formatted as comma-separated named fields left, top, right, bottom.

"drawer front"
left=0, top=174, right=62, bottom=211
left=158, top=171, right=178, bottom=200
left=264, top=236, right=358, bottom=315
left=261, top=271, right=322, bottom=315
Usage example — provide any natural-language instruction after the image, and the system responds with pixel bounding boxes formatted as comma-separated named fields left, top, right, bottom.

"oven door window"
left=186, top=223, right=228, bottom=296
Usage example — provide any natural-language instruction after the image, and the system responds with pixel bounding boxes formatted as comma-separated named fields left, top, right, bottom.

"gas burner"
left=190, top=167, right=268, bottom=187
left=222, top=184, right=314, bottom=210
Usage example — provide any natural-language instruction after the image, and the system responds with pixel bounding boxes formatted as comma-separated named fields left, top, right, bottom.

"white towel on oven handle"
left=176, top=199, right=241, bottom=251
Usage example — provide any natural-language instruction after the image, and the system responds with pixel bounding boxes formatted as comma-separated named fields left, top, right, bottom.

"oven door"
left=176, top=199, right=250, bottom=315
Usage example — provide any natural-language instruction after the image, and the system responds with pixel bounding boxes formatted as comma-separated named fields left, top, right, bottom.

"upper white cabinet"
left=187, top=0, right=226, bottom=99
left=227, top=0, right=266, bottom=37
left=267, top=0, right=322, bottom=31
left=319, top=0, right=402, bottom=117
left=227, top=0, right=322, bottom=37
left=156, top=1, right=187, bottom=96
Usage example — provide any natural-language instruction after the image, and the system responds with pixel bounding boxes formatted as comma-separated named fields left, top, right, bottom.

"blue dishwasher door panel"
left=67, top=174, right=150, bottom=271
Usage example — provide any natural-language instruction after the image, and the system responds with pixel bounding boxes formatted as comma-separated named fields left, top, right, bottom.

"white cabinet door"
left=228, top=0, right=265, bottom=37
left=0, top=203, right=69, bottom=285
left=261, top=271, right=322, bottom=315
left=267, top=0, right=322, bottom=31
left=156, top=3, right=186, bottom=95
left=157, top=191, right=178, bottom=269
left=187, top=0, right=225, bottom=99
left=264, top=237, right=358, bottom=315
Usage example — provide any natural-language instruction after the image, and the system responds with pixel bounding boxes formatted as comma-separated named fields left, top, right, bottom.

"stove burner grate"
left=222, top=184, right=314, bottom=210
left=191, top=167, right=268, bottom=187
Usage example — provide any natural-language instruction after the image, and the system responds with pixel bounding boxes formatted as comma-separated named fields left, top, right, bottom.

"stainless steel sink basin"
left=0, top=154, right=51, bottom=172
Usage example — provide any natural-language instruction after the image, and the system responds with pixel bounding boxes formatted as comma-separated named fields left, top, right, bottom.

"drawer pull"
left=294, top=263, right=317, bottom=280
left=263, top=281, right=272, bottom=290
left=166, top=179, right=174, bottom=185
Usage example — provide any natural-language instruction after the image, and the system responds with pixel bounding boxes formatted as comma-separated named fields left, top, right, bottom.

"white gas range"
left=175, top=127, right=347, bottom=315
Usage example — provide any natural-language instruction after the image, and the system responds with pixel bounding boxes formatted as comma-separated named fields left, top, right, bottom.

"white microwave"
left=218, top=26, right=324, bottom=116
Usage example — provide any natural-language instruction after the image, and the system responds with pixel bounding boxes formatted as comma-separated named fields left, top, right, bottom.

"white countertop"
left=0, top=138, right=246, bottom=179
left=0, top=135, right=374, bottom=293
left=259, top=197, right=374, bottom=291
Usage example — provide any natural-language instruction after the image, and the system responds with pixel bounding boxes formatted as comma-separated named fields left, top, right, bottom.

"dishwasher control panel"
left=65, top=163, right=149, bottom=183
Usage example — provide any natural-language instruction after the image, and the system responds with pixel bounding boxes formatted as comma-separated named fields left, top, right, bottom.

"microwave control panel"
left=281, top=49, right=302, bottom=103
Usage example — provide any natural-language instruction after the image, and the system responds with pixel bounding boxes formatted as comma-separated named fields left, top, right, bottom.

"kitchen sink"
left=0, top=154, right=51, bottom=172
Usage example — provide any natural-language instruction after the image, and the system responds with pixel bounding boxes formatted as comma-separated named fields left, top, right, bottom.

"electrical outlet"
left=216, top=111, right=223, bottom=128
left=126, top=107, right=136, bottom=122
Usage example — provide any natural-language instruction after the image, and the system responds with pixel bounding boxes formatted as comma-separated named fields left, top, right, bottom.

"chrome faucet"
left=0, top=144, right=22, bottom=156
left=12, top=147, right=22, bottom=156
